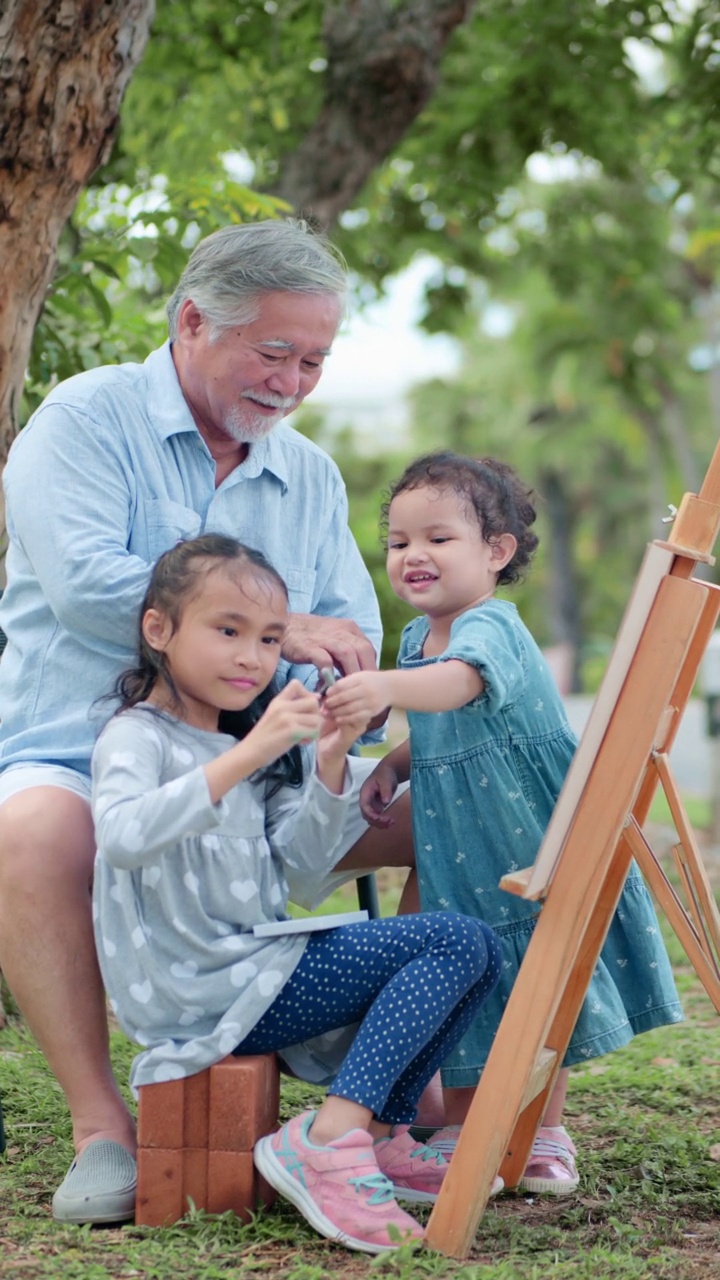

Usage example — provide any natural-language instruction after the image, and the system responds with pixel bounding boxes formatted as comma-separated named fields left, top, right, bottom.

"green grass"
left=645, top=791, right=712, bottom=832
left=1, top=882, right=718, bottom=1280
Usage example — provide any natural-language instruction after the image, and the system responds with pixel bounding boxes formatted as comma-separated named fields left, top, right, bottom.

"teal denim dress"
left=399, top=600, right=683, bottom=1088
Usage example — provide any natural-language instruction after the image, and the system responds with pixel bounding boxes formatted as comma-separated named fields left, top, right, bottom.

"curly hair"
left=380, top=451, right=538, bottom=587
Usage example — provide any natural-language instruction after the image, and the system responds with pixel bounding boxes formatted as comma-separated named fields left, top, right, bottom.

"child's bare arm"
left=204, top=681, right=321, bottom=803
left=359, top=739, right=411, bottom=828
left=323, top=661, right=483, bottom=722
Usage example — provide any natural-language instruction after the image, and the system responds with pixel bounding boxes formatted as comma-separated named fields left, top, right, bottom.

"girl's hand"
left=318, top=699, right=370, bottom=761
left=323, top=671, right=393, bottom=723
left=245, top=680, right=322, bottom=768
left=359, top=760, right=400, bottom=829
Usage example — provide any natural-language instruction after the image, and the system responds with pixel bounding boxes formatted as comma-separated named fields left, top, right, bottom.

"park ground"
left=0, top=832, right=718, bottom=1280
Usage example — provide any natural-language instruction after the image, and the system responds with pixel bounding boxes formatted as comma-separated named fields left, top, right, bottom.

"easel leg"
left=649, top=753, right=720, bottom=963
left=625, top=819, right=720, bottom=1014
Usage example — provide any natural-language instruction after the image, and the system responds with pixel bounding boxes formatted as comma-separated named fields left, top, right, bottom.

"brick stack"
left=135, top=1053, right=280, bottom=1225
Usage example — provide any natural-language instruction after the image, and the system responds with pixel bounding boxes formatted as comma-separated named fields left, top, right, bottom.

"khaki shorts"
left=0, top=763, right=92, bottom=806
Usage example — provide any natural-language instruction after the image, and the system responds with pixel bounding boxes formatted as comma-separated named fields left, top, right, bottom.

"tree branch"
left=271, top=0, right=474, bottom=226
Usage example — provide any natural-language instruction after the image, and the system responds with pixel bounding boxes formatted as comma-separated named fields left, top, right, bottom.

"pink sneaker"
left=374, top=1126, right=448, bottom=1204
left=426, top=1126, right=504, bottom=1197
left=426, top=1124, right=462, bottom=1156
left=253, top=1110, right=425, bottom=1254
left=519, top=1127, right=579, bottom=1195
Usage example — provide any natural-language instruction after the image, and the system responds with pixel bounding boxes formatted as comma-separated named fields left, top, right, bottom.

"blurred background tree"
left=3, top=0, right=720, bottom=684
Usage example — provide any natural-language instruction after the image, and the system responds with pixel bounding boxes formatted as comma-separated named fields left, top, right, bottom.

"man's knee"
left=0, top=788, right=95, bottom=889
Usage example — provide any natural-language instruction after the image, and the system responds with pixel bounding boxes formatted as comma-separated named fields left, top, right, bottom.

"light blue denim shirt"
left=0, top=343, right=382, bottom=774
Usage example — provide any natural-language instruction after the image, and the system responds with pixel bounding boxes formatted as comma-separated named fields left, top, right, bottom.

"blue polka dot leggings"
left=234, top=911, right=501, bottom=1125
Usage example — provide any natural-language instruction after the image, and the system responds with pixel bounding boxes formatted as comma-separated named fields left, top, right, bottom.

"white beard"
left=221, top=394, right=295, bottom=445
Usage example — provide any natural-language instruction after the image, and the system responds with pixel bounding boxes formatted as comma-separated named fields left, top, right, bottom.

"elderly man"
left=0, top=219, right=413, bottom=1224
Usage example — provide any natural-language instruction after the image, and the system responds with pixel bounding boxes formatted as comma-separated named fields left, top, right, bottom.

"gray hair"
left=166, top=219, right=348, bottom=340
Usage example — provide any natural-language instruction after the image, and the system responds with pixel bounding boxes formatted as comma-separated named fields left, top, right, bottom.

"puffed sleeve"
left=439, top=605, right=528, bottom=716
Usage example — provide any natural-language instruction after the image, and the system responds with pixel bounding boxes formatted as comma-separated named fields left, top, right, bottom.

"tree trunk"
left=272, top=0, right=474, bottom=227
left=0, top=0, right=154, bottom=458
left=537, top=467, right=583, bottom=693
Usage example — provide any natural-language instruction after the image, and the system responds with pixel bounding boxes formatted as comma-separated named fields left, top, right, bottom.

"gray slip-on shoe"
left=52, top=1139, right=136, bottom=1225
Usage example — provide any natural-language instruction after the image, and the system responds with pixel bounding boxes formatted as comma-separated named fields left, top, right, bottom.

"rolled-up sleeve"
left=431, top=608, right=528, bottom=716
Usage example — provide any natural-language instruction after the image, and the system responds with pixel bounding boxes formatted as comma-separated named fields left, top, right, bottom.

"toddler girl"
left=91, top=533, right=503, bottom=1253
left=324, top=451, right=683, bottom=1194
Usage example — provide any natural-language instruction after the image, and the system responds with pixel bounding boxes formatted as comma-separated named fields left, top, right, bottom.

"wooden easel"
left=425, top=444, right=720, bottom=1259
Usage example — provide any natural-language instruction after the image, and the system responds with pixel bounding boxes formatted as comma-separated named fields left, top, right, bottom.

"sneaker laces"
left=348, top=1171, right=396, bottom=1205
left=529, top=1135, right=576, bottom=1173
left=409, top=1141, right=446, bottom=1166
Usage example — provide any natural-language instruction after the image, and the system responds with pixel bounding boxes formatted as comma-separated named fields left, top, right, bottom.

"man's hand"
left=281, top=614, right=378, bottom=676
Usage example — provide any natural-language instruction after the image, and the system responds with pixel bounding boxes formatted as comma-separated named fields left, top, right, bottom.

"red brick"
left=182, top=1147, right=208, bottom=1213
left=208, top=1054, right=279, bottom=1151
left=206, top=1150, right=257, bottom=1220
left=255, top=1166, right=278, bottom=1211
left=183, top=1068, right=210, bottom=1148
left=135, top=1055, right=279, bottom=1226
left=137, top=1079, right=186, bottom=1150
left=135, top=1148, right=184, bottom=1226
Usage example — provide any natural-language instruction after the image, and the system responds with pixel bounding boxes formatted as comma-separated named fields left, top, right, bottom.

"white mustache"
left=240, top=392, right=295, bottom=410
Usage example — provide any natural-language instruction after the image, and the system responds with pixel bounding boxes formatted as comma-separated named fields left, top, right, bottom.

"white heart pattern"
left=142, top=865, right=162, bottom=889
left=218, top=1022, right=243, bottom=1056
left=220, top=935, right=245, bottom=951
left=230, top=960, right=258, bottom=988
left=152, top=1062, right=186, bottom=1082
left=131, top=926, right=148, bottom=949
left=171, top=744, right=194, bottom=766
left=102, top=936, right=116, bottom=957
left=109, top=884, right=123, bottom=903
left=129, top=980, right=154, bottom=1004
left=178, top=1006, right=206, bottom=1026
left=258, top=969, right=284, bottom=997
left=109, top=751, right=137, bottom=769
left=184, top=871, right=200, bottom=896
left=170, top=960, right=198, bottom=980
left=229, top=879, right=257, bottom=903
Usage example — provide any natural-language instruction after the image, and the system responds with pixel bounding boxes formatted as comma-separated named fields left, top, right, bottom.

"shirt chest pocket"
left=143, top=500, right=203, bottom=560
left=283, top=567, right=316, bottom=613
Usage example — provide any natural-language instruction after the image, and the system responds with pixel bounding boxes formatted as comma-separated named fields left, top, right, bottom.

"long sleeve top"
left=91, top=705, right=354, bottom=1091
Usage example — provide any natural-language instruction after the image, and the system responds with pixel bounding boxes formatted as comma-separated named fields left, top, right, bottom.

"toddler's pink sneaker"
left=253, top=1110, right=424, bottom=1254
left=427, top=1125, right=504, bottom=1196
left=426, top=1124, right=462, bottom=1156
left=519, top=1126, right=579, bottom=1195
left=374, top=1126, right=448, bottom=1203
